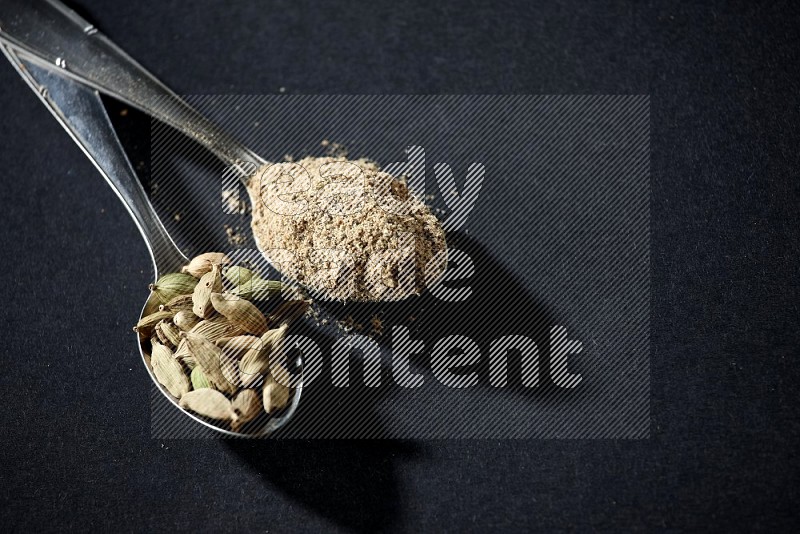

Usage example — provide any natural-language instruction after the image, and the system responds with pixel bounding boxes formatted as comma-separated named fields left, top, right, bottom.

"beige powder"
left=247, top=156, right=447, bottom=301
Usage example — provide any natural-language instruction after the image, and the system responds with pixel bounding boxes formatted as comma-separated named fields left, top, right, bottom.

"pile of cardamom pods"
left=134, top=252, right=309, bottom=433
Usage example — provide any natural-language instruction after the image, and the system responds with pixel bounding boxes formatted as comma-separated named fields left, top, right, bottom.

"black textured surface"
left=1, top=0, right=798, bottom=531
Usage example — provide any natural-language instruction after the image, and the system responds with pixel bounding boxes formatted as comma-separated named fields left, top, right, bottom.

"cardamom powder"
left=247, top=156, right=447, bottom=301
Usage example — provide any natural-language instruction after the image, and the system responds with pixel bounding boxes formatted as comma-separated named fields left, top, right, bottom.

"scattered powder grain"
left=224, top=224, right=247, bottom=247
left=247, top=156, right=447, bottom=301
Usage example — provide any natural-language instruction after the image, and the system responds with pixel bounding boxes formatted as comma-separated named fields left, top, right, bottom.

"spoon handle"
left=1, top=44, right=187, bottom=277
left=0, top=0, right=265, bottom=175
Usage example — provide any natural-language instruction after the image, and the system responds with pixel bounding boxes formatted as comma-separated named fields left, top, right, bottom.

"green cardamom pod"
left=160, top=293, right=195, bottom=313
left=148, top=272, right=199, bottom=304
left=159, top=320, right=182, bottom=347
left=239, top=324, right=288, bottom=387
left=229, top=278, right=283, bottom=301
left=263, top=365, right=291, bottom=414
left=220, top=350, right=241, bottom=389
left=179, top=389, right=238, bottom=422
left=189, top=315, right=244, bottom=343
left=142, top=290, right=162, bottom=317
left=190, top=366, right=210, bottom=390
left=173, top=338, right=196, bottom=370
left=133, top=310, right=174, bottom=337
left=223, top=265, right=256, bottom=287
left=216, top=335, right=261, bottom=354
left=210, top=293, right=268, bottom=335
left=154, top=321, right=171, bottom=348
left=192, top=263, right=223, bottom=318
left=231, top=389, right=262, bottom=432
left=173, top=310, right=201, bottom=331
left=151, top=341, right=190, bottom=399
left=183, top=332, right=238, bottom=395
left=181, top=252, right=231, bottom=278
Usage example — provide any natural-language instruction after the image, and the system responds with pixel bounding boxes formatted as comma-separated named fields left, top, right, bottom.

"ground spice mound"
left=247, top=156, right=447, bottom=301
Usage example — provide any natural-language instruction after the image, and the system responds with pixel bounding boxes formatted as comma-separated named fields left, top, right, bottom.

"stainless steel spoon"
left=0, top=0, right=302, bottom=437
left=0, top=0, right=265, bottom=176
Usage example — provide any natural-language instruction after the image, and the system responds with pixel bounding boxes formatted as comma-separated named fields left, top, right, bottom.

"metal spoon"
left=0, top=1, right=302, bottom=437
left=0, top=0, right=264, bottom=176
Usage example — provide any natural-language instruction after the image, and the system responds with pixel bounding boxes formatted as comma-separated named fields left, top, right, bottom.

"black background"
left=1, top=0, right=798, bottom=531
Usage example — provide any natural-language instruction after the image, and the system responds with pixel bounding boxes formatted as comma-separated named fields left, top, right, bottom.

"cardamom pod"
left=160, top=293, right=195, bottom=313
left=179, top=389, right=238, bottom=421
left=190, top=366, right=210, bottom=390
left=148, top=272, right=199, bottom=304
left=154, top=321, right=171, bottom=348
left=214, top=336, right=235, bottom=348
left=181, top=252, right=231, bottom=278
left=183, top=332, right=237, bottom=395
left=151, top=341, right=190, bottom=399
left=230, top=278, right=283, bottom=301
left=192, top=263, right=222, bottom=318
left=133, top=310, right=174, bottom=337
left=149, top=334, right=161, bottom=353
left=216, top=335, right=261, bottom=355
left=159, top=320, right=182, bottom=347
left=218, top=337, right=262, bottom=388
left=223, top=265, right=255, bottom=287
left=239, top=324, right=287, bottom=387
left=173, top=310, right=201, bottom=331
left=173, top=338, right=196, bottom=370
left=142, top=290, right=162, bottom=317
left=231, top=389, right=262, bottom=431
left=189, top=315, right=245, bottom=343
left=220, top=350, right=241, bottom=389
left=263, top=364, right=291, bottom=414
left=210, top=293, right=268, bottom=335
